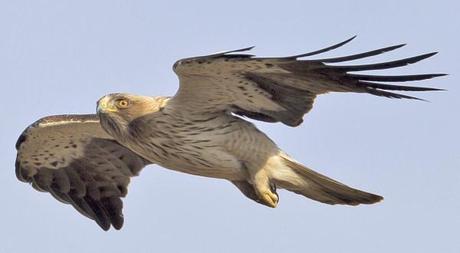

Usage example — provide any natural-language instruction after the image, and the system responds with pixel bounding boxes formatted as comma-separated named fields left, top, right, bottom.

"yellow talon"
left=261, top=191, right=278, bottom=208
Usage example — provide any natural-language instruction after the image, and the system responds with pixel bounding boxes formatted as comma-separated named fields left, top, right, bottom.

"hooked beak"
left=97, top=96, right=118, bottom=113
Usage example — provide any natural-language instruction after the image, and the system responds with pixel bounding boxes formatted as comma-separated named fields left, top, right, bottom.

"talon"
left=261, top=191, right=278, bottom=208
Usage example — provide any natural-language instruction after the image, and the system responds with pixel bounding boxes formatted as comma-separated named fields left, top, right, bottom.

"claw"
left=261, top=191, right=279, bottom=208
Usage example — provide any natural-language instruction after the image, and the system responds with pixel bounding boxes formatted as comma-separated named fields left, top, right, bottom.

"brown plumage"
left=16, top=37, right=444, bottom=230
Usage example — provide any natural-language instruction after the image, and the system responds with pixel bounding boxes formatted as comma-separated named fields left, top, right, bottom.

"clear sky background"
left=1, top=1, right=459, bottom=252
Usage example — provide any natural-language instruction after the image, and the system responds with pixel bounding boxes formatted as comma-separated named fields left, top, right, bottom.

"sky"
left=1, top=0, right=459, bottom=252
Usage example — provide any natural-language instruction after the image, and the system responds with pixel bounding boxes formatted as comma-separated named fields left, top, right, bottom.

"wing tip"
left=312, top=43, right=408, bottom=63
left=330, top=51, right=441, bottom=72
left=213, top=46, right=255, bottom=56
left=394, top=43, right=407, bottom=48
left=241, top=45, right=255, bottom=51
left=418, top=51, right=438, bottom=61
left=350, top=193, right=383, bottom=206
left=425, top=73, right=448, bottom=79
left=368, top=194, right=384, bottom=204
left=97, top=222, right=111, bottom=231
left=365, top=88, right=429, bottom=101
left=348, top=34, right=357, bottom=42
left=381, top=43, right=406, bottom=52
left=286, top=35, right=358, bottom=59
left=112, top=222, right=124, bottom=230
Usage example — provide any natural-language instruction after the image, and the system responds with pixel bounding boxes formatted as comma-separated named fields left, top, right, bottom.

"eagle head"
left=96, top=93, right=166, bottom=138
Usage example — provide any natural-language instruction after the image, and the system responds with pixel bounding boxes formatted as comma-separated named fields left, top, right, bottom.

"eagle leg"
left=244, top=163, right=279, bottom=208
left=231, top=180, right=278, bottom=208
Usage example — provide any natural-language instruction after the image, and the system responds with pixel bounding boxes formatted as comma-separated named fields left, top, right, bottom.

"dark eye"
left=115, top=99, right=130, bottom=108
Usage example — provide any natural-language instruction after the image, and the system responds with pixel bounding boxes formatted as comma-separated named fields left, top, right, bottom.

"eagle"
left=15, top=37, right=444, bottom=230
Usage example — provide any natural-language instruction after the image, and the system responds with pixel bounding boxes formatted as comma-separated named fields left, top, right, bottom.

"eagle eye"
left=115, top=98, right=130, bottom=109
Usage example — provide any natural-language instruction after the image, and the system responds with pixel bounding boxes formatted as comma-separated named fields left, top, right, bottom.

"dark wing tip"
left=368, top=194, right=384, bottom=204
left=314, top=43, right=407, bottom=63
left=393, top=43, right=407, bottom=49
left=403, top=52, right=439, bottom=66
left=285, top=35, right=357, bottom=59
left=113, top=221, right=124, bottom=230
left=342, top=35, right=357, bottom=44
left=417, top=51, right=438, bottom=60
left=209, top=46, right=255, bottom=57
left=331, top=51, right=440, bottom=72
left=228, top=46, right=255, bottom=53
left=350, top=73, right=448, bottom=83
left=99, top=223, right=111, bottom=231
left=347, top=35, right=357, bottom=43
left=359, top=81, right=443, bottom=91
left=365, top=88, right=427, bottom=101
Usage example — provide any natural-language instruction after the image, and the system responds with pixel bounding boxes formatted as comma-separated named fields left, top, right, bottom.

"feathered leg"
left=242, top=161, right=279, bottom=208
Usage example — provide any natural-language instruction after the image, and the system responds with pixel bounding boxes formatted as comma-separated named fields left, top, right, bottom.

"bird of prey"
left=15, top=37, right=444, bottom=230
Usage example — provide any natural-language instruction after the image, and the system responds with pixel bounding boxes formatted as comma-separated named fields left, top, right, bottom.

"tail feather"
left=273, top=155, right=383, bottom=206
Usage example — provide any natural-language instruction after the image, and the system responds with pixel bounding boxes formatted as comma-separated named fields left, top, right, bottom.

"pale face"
left=96, top=93, right=157, bottom=137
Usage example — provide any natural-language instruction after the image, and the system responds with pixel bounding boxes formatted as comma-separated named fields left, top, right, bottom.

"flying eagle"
left=15, top=37, right=444, bottom=230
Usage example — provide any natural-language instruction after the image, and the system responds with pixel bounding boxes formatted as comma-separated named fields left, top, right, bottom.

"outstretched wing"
left=171, top=36, right=445, bottom=126
left=15, top=114, right=150, bottom=230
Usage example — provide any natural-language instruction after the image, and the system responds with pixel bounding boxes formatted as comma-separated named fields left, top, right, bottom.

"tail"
left=272, top=154, right=383, bottom=205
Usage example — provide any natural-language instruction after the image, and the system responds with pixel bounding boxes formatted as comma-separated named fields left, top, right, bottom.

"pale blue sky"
left=1, top=1, right=459, bottom=252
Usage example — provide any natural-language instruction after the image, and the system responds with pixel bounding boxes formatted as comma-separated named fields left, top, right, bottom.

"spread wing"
left=15, top=114, right=150, bottom=230
left=171, top=36, right=445, bottom=126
